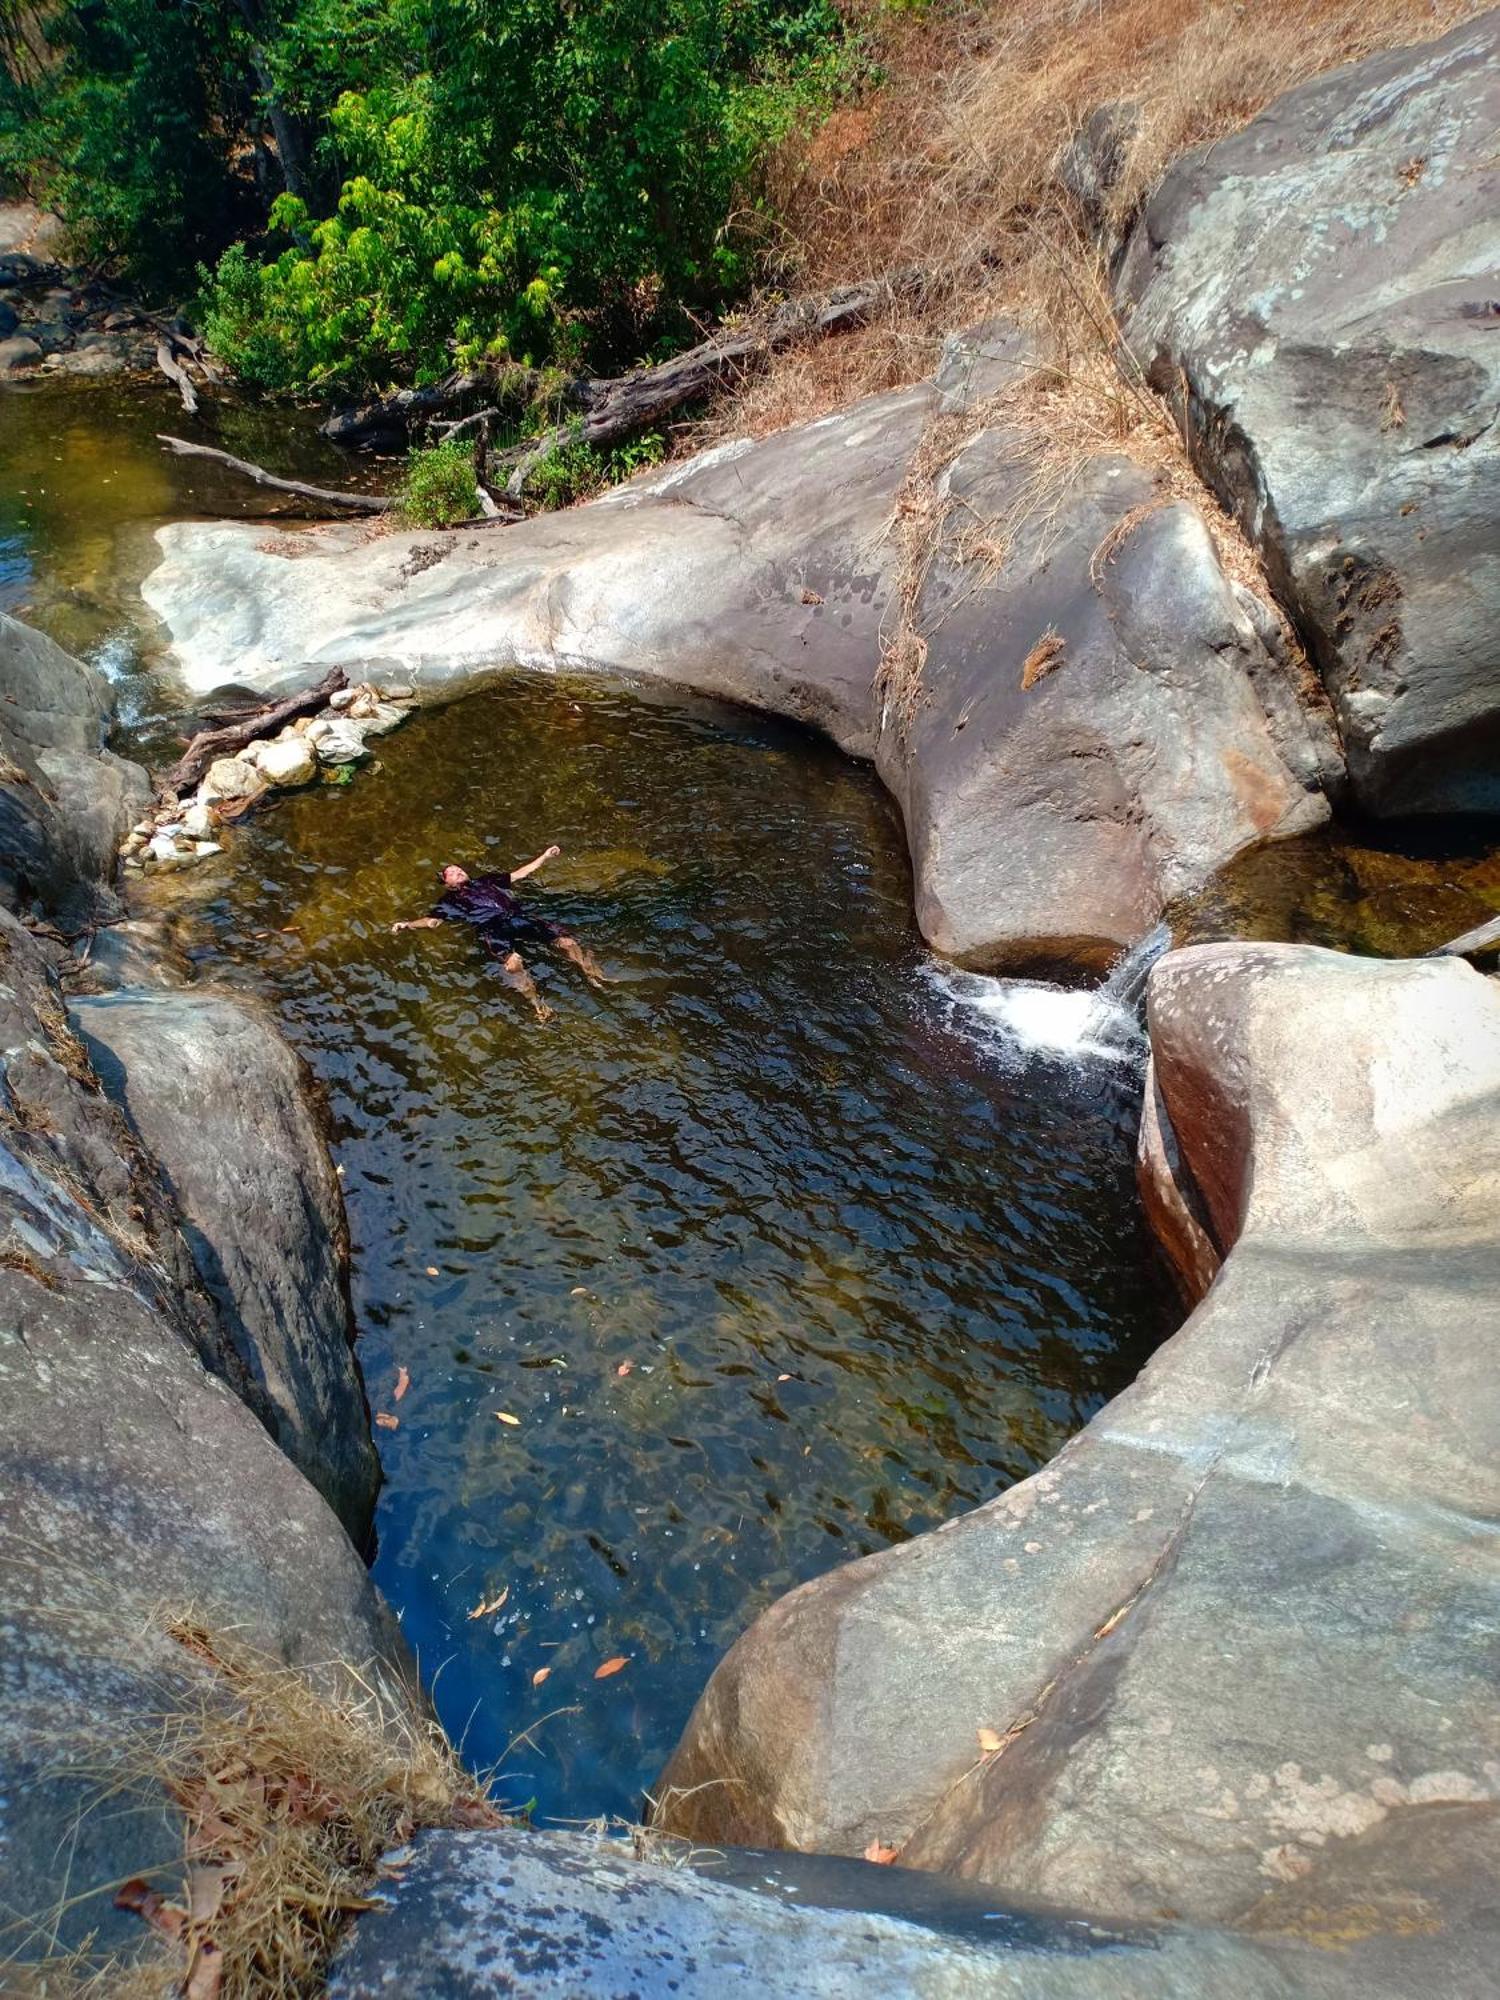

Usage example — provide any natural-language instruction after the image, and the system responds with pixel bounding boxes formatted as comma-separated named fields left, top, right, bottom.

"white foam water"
left=922, top=924, right=1172, bottom=1072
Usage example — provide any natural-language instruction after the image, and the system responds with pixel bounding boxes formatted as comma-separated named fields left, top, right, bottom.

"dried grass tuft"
left=708, top=0, right=1488, bottom=440
left=6, top=1615, right=503, bottom=2000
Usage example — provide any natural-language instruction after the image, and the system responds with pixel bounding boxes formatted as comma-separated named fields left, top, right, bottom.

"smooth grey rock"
left=326, top=1829, right=1315, bottom=1999
left=251, top=729, right=318, bottom=786
left=67, top=916, right=196, bottom=993
left=0, top=614, right=148, bottom=927
left=657, top=945, right=1500, bottom=1993
left=0, top=910, right=412, bottom=1954
left=877, top=449, right=1332, bottom=971
left=1118, top=14, right=1500, bottom=814
left=0, top=332, right=42, bottom=372
left=1057, top=101, right=1141, bottom=249
left=71, top=986, right=379, bottom=1540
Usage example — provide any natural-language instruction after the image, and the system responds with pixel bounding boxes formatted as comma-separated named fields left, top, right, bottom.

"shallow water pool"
left=182, top=673, right=1175, bottom=1823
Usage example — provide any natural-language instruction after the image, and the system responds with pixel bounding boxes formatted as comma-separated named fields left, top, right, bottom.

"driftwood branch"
left=1430, top=913, right=1500, bottom=962
left=322, top=270, right=924, bottom=472
left=155, top=340, right=199, bottom=416
left=159, top=666, right=348, bottom=799
left=156, top=434, right=392, bottom=515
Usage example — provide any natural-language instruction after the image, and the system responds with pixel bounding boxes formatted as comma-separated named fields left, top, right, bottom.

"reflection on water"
left=180, top=674, right=1174, bottom=1823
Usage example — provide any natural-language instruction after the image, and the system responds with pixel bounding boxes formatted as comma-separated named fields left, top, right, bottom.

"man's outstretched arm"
left=510, top=843, right=562, bottom=884
left=392, top=915, right=444, bottom=933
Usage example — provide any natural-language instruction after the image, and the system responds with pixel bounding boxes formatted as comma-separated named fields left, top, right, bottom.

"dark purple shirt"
left=432, top=871, right=519, bottom=927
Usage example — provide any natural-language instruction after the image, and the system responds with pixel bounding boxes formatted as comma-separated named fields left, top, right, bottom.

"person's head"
left=441, top=864, right=469, bottom=888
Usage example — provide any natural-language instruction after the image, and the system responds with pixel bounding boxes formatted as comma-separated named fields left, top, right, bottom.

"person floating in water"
left=392, top=845, right=607, bottom=1021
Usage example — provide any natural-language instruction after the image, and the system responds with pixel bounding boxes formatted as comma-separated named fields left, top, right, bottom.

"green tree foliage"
left=1, top=0, right=851, bottom=385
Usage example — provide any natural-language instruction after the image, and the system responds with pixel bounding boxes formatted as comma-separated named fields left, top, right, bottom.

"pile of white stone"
left=121, top=680, right=416, bottom=875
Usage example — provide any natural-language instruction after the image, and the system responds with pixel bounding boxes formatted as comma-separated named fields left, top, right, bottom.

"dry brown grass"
left=6, top=1617, right=503, bottom=2000
left=708, top=0, right=1487, bottom=440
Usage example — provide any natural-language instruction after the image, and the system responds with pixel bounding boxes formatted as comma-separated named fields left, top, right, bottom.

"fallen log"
left=1430, top=912, right=1500, bottom=962
left=157, top=434, right=393, bottom=515
left=322, top=270, right=924, bottom=472
left=159, top=665, right=348, bottom=799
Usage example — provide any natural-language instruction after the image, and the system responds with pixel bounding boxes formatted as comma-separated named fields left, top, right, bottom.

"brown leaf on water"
left=425, top=1265, right=440, bottom=1276
left=594, top=1656, right=629, bottom=1680
left=185, top=1941, right=223, bottom=2000
left=468, top=1587, right=509, bottom=1620
left=977, top=1726, right=1004, bottom=1754
left=494, top=1410, right=520, bottom=1426
left=863, top=1840, right=900, bottom=1865
left=776, top=1373, right=792, bottom=1382
left=374, top=1411, right=399, bottom=1431
left=616, top=1361, right=633, bottom=1377
left=394, top=1364, right=410, bottom=1402
left=532, top=1665, right=552, bottom=1687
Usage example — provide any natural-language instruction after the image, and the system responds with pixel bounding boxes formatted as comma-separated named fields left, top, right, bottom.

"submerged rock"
left=1118, top=12, right=1500, bottom=814
left=71, top=986, right=380, bottom=1540
left=655, top=943, right=1500, bottom=1992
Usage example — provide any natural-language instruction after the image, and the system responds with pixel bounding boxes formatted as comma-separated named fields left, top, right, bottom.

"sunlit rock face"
left=1119, top=10, right=1500, bottom=816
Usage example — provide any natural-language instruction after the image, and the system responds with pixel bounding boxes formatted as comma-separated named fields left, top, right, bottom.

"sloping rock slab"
left=0, top=911, right=410, bottom=1953
left=140, top=390, right=936, bottom=756
left=655, top=946, right=1500, bottom=1993
left=71, top=986, right=380, bottom=1541
left=0, top=614, right=148, bottom=927
left=1118, top=13, right=1500, bottom=814
left=326, top=1828, right=1314, bottom=1999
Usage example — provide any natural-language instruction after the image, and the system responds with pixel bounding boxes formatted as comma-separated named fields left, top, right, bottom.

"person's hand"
left=545, top=844, right=562, bottom=859
left=391, top=920, right=410, bottom=932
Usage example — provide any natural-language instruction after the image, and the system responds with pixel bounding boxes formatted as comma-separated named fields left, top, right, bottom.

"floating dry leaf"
left=863, top=1840, right=900, bottom=1865
left=468, top=1587, right=509, bottom=1620
left=594, top=1656, right=629, bottom=1680
left=616, top=1361, right=633, bottom=1377
left=494, top=1411, right=521, bottom=1427
left=374, top=1412, right=399, bottom=1431
left=977, top=1726, right=1004, bottom=1754
left=531, top=1666, right=552, bottom=1687
left=776, top=1372, right=792, bottom=1382
left=394, top=1364, right=410, bottom=1402
left=425, top=1265, right=440, bottom=1277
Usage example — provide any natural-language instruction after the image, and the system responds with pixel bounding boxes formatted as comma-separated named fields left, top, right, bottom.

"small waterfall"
left=922, top=922, right=1172, bottom=1072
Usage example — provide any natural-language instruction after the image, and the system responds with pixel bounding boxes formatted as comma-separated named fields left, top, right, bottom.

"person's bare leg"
left=555, top=933, right=612, bottom=987
left=501, top=948, right=552, bottom=1022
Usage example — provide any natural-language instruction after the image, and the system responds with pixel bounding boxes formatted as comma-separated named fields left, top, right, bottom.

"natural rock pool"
left=177, top=673, right=1175, bottom=1822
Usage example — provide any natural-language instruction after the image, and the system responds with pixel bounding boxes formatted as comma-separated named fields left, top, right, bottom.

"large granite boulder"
left=1118, top=13, right=1500, bottom=815
left=655, top=945, right=1500, bottom=1991
left=71, top=986, right=380, bottom=1541
left=0, top=613, right=149, bottom=928
left=0, top=909, right=410, bottom=1954
left=141, top=346, right=1336, bottom=972
left=327, top=1827, right=1316, bottom=1999
left=878, top=440, right=1335, bottom=971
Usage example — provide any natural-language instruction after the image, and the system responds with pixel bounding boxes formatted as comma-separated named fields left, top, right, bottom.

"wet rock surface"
left=326, top=1828, right=1316, bottom=1999
left=1119, top=11, right=1500, bottom=815
left=656, top=943, right=1500, bottom=1994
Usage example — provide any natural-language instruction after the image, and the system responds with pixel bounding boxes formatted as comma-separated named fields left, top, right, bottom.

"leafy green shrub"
left=397, top=440, right=481, bottom=528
